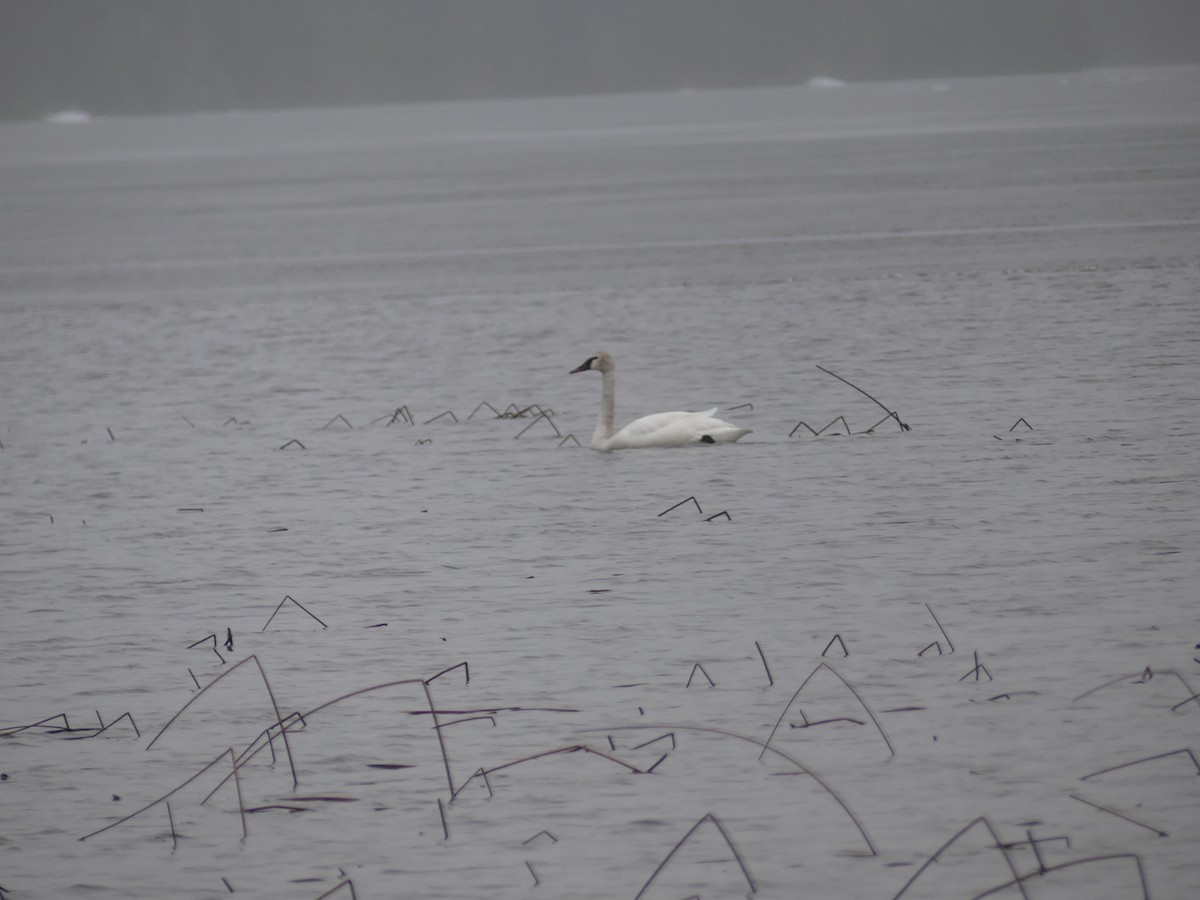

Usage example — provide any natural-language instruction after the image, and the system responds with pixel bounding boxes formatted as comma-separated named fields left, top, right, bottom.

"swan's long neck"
left=593, top=367, right=616, bottom=449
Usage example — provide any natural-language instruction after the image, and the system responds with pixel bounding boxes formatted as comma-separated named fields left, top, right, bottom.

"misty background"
left=2, top=0, right=1199, bottom=121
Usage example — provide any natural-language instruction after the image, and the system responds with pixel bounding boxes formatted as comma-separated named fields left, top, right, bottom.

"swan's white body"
left=570, top=351, right=751, bottom=451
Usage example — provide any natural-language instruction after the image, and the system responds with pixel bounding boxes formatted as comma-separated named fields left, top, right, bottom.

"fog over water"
left=2, top=1, right=1200, bottom=119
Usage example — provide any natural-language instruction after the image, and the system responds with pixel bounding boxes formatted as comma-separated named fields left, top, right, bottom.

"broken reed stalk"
left=514, top=411, right=561, bottom=438
left=633, top=812, right=756, bottom=900
left=816, top=365, right=911, bottom=430
left=892, top=816, right=1029, bottom=900
left=426, top=660, right=470, bottom=685
left=188, top=633, right=225, bottom=663
left=686, top=663, right=715, bottom=688
left=0, top=713, right=74, bottom=738
left=65, top=711, right=140, bottom=740
left=969, top=854, right=1149, bottom=900
left=80, top=748, right=248, bottom=842
left=146, top=655, right=299, bottom=790
left=1067, top=793, right=1168, bottom=837
left=321, top=415, right=353, bottom=430
left=313, top=879, right=358, bottom=900
left=789, top=416, right=851, bottom=438
left=422, top=410, right=458, bottom=425
left=658, top=496, right=702, bottom=517
left=587, top=722, right=875, bottom=855
left=166, top=800, right=178, bottom=850
left=924, top=603, right=955, bottom=653
left=261, top=595, right=328, bottom=631
left=631, top=732, right=676, bottom=751
left=467, top=401, right=501, bottom=420
left=476, top=744, right=643, bottom=781
left=437, top=797, right=449, bottom=840
left=958, top=650, right=993, bottom=682
left=755, top=641, right=774, bottom=686
left=525, top=861, right=539, bottom=886
left=1009, top=418, right=1034, bottom=432
left=422, top=679, right=457, bottom=797
left=1072, top=667, right=1200, bottom=712
left=1080, top=747, right=1200, bottom=781
left=369, top=406, right=414, bottom=426
left=760, top=661, right=895, bottom=760
left=822, top=634, right=849, bottom=658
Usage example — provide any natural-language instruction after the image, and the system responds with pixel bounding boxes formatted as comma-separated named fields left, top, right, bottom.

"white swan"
left=570, top=351, right=751, bottom=451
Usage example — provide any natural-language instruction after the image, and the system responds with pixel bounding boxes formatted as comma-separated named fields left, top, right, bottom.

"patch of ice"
left=46, top=109, right=92, bottom=123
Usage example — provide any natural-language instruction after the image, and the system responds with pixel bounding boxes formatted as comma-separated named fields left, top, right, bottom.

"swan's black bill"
left=570, top=356, right=597, bottom=373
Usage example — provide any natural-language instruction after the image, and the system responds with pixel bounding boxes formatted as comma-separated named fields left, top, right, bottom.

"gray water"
left=2, top=67, right=1199, bottom=899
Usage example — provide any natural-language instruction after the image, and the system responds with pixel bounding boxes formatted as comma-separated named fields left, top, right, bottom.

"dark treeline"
left=0, top=0, right=1195, bottom=120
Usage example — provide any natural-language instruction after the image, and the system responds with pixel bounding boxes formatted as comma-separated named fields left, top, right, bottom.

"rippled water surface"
left=2, top=67, right=1199, bottom=899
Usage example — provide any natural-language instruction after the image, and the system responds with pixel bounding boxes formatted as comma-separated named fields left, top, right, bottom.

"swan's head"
left=570, top=351, right=613, bottom=374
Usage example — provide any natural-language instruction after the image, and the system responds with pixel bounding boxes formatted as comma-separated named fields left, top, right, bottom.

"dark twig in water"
left=816, top=365, right=911, bottom=430
left=437, top=798, right=449, bottom=841
left=261, top=595, right=328, bottom=631
left=1010, top=418, right=1034, bottom=431
left=658, top=496, right=702, bottom=517
left=705, top=510, right=731, bottom=521
left=321, top=414, right=353, bottom=430
left=279, top=439, right=306, bottom=450
left=918, top=641, right=943, bottom=657
left=728, top=402, right=754, bottom=411
left=633, top=813, right=756, bottom=900
left=558, top=433, right=582, bottom=447
left=525, top=861, right=539, bottom=887
left=423, top=410, right=458, bottom=425
left=686, top=663, right=716, bottom=688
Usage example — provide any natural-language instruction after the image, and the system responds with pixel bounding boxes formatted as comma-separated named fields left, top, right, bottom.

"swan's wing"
left=609, top=409, right=750, bottom=448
